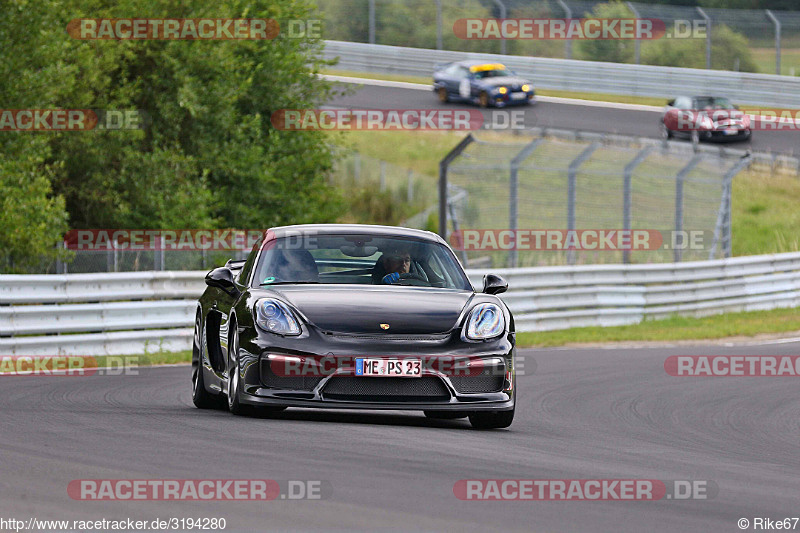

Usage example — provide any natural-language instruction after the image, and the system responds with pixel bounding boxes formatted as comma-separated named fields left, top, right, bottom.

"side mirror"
left=205, top=267, right=239, bottom=295
left=482, top=274, right=508, bottom=295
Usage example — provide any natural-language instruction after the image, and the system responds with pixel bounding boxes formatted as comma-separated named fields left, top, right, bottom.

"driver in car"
left=376, top=248, right=412, bottom=284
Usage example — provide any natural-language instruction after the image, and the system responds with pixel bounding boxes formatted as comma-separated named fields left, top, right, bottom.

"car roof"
left=267, top=224, right=445, bottom=243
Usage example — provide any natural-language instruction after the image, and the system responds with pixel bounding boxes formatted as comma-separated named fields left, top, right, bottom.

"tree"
left=575, top=2, right=636, bottom=64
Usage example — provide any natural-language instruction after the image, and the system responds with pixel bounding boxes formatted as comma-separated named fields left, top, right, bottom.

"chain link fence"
left=318, top=0, right=800, bottom=75
left=440, top=131, right=749, bottom=268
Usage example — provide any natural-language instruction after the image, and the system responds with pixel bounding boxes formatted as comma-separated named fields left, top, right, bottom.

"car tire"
left=468, top=408, right=514, bottom=429
left=437, top=87, right=449, bottom=104
left=479, top=91, right=489, bottom=108
left=192, top=312, right=219, bottom=409
left=424, top=411, right=468, bottom=420
left=226, top=321, right=252, bottom=416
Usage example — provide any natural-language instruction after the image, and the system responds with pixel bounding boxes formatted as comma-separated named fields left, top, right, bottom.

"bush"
left=642, top=24, right=758, bottom=72
left=574, top=2, right=635, bottom=64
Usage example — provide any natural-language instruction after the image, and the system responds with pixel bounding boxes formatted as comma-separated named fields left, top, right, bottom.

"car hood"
left=267, top=286, right=474, bottom=335
left=479, top=76, right=529, bottom=88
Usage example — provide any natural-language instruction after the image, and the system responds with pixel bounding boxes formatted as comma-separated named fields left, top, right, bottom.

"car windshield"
left=473, top=68, right=513, bottom=79
left=252, top=233, right=472, bottom=290
left=694, top=97, right=735, bottom=110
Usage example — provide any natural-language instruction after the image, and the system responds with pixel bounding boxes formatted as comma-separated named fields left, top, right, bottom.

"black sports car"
left=660, top=95, right=751, bottom=143
left=433, top=60, right=535, bottom=108
left=192, top=224, right=516, bottom=429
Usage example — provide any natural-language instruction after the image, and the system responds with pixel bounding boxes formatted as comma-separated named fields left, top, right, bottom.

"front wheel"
left=478, top=91, right=490, bottom=108
left=468, top=408, right=514, bottom=429
left=226, top=324, right=251, bottom=416
left=192, top=312, right=219, bottom=409
left=437, top=87, right=449, bottom=103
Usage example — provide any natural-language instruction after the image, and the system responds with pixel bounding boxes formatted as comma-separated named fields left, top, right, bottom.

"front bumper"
left=236, top=327, right=516, bottom=412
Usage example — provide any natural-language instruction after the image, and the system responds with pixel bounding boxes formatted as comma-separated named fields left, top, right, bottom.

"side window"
left=676, top=97, right=691, bottom=109
left=456, top=67, right=470, bottom=80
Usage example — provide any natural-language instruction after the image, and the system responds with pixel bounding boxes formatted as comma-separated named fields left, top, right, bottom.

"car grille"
left=259, top=360, right=324, bottom=391
left=321, top=376, right=451, bottom=402
left=449, top=372, right=505, bottom=394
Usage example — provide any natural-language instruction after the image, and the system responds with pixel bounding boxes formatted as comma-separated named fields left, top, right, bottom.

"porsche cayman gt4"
left=192, top=224, right=516, bottom=429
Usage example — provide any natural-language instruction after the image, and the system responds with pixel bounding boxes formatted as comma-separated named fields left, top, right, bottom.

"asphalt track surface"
left=328, top=82, right=800, bottom=156
left=2, top=341, right=799, bottom=532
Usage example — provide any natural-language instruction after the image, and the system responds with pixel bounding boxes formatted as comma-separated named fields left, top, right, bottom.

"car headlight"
left=521, top=84, right=530, bottom=92
left=497, top=87, right=508, bottom=95
left=464, top=303, right=505, bottom=340
left=255, top=298, right=301, bottom=336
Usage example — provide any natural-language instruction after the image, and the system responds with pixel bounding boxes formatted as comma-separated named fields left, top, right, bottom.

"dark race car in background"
left=192, top=224, right=516, bottom=430
left=660, top=95, right=752, bottom=143
left=433, top=60, right=535, bottom=108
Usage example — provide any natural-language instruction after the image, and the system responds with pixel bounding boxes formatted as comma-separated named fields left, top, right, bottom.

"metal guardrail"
left=323, top=40, right=800, bottom=108
left=1, top=252, right=799, bottom=355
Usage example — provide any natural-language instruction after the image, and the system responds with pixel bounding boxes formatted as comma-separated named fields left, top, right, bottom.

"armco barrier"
left=2, top=251, right=800, bottom=355
left=323, top=40, right=800, bottom=108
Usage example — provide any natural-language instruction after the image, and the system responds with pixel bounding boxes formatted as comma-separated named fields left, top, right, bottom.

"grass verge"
left=517, top=307, right=800, bottom=348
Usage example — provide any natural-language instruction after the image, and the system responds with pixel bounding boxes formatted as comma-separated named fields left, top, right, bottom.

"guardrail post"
left=509, top=138, right=545, bottom=267
left=557, top=0, right=573, bottom=60
left=626, top=2, right=641, bottom=64
left=439, top=134, right=475, bottom=238
left=368, top=0, right=376, bottom=44
left=674, top=155, right=702, bottom=262
left=567, top=142, right=600, bottom=265
left=766, top=10, right=781, bottom=75
left=696, top=7, right=712, bottom=69
left=493, top=0, right=507, bottom=55
left=622, top=145, right=654, bottom=264
left=435, top=0, right=443, bottom=50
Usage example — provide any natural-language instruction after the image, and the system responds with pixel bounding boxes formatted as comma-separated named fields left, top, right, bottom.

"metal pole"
left=439, top=134, right=475, bottom=238
left=407, top=169, right=414, bottom=203
left=354, top=152, right=360, bottom=183
left=766, top=10, right=781, bottom=75
left=508, top=139, right=545, bottom=268
left=627, top=2, right=641, bottom=65
left=368, top=0, right=376, bottom=44
left=696, top=7, right=711, bottom=70
left=674, top=155, right=702, bottom=262
left=557, top=0, right=572, bottom=60
left=493, top=0, right=507, bottom=55
left=622, top=146, right=653, bottom=264
left=435, top=0, right=443, bottom=50
left=567, top=142, right=600, bottom=265
left=379, top=160, right=386, bottom=191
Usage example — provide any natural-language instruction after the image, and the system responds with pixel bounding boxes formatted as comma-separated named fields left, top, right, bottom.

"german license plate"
left=511, top=92, right=527, bottom=100
left=355, top=358, right=421, bottom=377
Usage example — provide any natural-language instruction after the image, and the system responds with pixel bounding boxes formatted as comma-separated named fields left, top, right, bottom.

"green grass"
left=517, top=307, right=800, bottom=347
left=750, top=47, right=800, bottom=76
